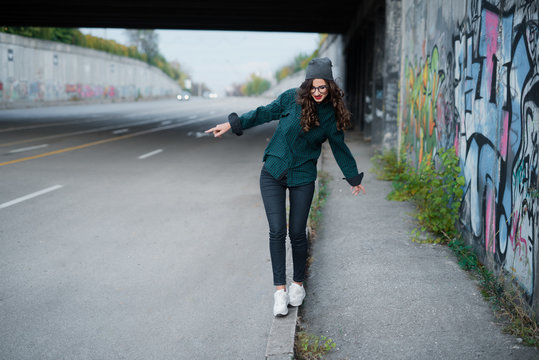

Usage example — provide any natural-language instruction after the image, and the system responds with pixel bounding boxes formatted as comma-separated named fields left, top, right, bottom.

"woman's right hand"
left=205, top=122, right=231, bottom=137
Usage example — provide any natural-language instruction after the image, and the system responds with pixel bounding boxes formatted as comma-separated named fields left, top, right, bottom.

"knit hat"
left=305, top=57, right=334, bottom=81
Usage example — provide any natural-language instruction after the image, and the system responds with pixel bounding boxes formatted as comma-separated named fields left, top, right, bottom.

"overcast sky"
left=80, top=28, right=320, bottom=95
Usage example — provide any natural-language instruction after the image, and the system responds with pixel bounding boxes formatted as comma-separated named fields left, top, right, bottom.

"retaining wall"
left=0, top=33, right=181, bottom=107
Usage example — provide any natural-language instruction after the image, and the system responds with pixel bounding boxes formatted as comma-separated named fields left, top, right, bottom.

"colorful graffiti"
left=402, top=0, right=538, bottom=301
left=64, top=83, right=118, bottom=99
left=403, top=46, right=446, bottom=166
left=0, top=81, right=137, bottom=102
left=453, top=0, right=538, bottom=299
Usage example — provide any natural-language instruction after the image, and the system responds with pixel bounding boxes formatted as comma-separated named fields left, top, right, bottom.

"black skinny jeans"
left=259, top=165, right=315, bottom=286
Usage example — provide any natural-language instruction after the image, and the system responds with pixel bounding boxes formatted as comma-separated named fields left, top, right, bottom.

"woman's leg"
left=288, top=181, right=315, bottom=284
left=259, top=166, right=288, bottom=287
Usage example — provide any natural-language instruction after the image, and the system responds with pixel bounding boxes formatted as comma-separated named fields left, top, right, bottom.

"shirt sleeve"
left=228, top=89, right=293, bottom=136
left=327, top=126, right=364, bottom=186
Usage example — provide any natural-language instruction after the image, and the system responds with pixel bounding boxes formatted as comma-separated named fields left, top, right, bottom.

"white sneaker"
left=273, top=289, right=289, bottom=316
left=289, top=283, right=306, bottom=307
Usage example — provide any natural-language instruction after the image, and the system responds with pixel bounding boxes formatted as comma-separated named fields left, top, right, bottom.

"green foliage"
left=295, top=331, right=337, bottom=360
left=447, top=237, right=478, bottom=271
left=308, top=171, right=330, bottom=234
left=372, top=148, right=465, bottom=244
left=371, top=149, right=407, bottom=181
left=274, top=33, right=326, bottom=83
left=243, top=73, right=271, bottom=96
left=529, top=186, right=539, bottom=199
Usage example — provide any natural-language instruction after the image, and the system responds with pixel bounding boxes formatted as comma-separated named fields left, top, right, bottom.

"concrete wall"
left=0, top=33, right=182, bottom=107
left=319, top=34, right=346, bottom=89
left=396, top=0, right=538, bottom=311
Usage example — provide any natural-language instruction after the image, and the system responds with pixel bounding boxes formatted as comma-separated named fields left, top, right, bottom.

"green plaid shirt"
left=228, top=88, right=363, bottom=187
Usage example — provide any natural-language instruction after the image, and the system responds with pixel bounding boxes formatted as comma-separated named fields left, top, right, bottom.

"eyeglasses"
left=310, top=85, right=328, bottom=93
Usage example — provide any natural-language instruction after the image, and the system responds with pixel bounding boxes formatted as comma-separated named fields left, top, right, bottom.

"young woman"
left=205, top=57, right=366, bottom=316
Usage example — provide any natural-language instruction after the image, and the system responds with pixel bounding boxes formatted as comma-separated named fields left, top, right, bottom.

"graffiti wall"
left=400, top=0, right=538, bottom=306
left=0, top=33, right=181, bottom=107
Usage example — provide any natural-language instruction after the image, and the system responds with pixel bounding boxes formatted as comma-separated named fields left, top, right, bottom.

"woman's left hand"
left=351, top=184, right=366, bottom=196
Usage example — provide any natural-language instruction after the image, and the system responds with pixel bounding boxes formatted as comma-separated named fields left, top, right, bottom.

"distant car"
left=176, top=91, right=191, bottom=101
left=202, top=91, right=218, bottom=99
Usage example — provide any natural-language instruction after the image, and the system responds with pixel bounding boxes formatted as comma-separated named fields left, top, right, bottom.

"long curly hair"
left=296, top=79, right=351, bottom=132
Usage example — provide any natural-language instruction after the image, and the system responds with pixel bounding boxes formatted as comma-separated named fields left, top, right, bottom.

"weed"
left=308, top=170, right=331, bottom=236
left=372, top=148, right=464, bottom=244
left=295, top=330, right=337, bottom=360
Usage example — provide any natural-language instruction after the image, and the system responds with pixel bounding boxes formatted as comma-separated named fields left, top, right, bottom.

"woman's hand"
left=205, top=122, right=231, bottom=137
left=351, top=184, right=366, bottom=196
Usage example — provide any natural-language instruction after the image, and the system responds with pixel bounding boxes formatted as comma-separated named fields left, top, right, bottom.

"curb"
left=264, top=235, right=302, bottom=359
left=265, top=148, right=324, bottom=359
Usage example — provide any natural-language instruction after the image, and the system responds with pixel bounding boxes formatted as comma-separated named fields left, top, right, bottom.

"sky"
left=79, top=28, right=320, bottom=95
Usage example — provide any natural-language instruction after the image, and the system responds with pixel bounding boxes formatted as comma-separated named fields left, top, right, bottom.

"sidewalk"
left=299, top=130, right=538, bottom=359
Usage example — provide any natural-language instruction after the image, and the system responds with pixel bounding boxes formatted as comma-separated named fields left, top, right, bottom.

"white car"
left=176, top=91, right=191, bottom=101
left=202, top=91, right=218, bottom=99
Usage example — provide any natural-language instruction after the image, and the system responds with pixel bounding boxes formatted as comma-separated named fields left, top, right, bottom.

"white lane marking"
left=161, top=120, right=172, bottom=125
left=138, top=149, right=163, bottom=159
left=8, top=144, right=49, bottom=153
left=188, top=115, right=198, bottom=119
left=0, top=185, right=63, bottom=210
left=113, top=128, right=129, bottom=134
left=0, top=119, right=156, bottom=147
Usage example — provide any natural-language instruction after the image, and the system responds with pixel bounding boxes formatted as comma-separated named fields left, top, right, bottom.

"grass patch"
left=294, top=328, right=337, bottom=360
left=308, top=170, right=331, bottom=236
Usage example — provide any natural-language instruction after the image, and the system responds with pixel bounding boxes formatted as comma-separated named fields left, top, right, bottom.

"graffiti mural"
left=453, top=0, right=538, bottom=299
left=64, top=83, right=118, bottom=99
left=402, top=46, right=446, bottom=166
left=402, top=0, right=538, bottom=302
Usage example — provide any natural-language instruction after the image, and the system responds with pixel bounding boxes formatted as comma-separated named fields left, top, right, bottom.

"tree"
left=126, top=29, right=159, bottom=64
left=244, top=73, right=271, bottom=96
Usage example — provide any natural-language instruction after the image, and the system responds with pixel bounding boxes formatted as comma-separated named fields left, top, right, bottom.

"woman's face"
left=311, top=79, right=328, bottom=103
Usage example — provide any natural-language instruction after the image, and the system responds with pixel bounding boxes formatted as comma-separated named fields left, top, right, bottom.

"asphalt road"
left=0, top=97, right=279, bottom=359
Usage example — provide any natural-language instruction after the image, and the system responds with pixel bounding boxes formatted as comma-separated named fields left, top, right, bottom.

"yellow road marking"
left=0, top=114, right=215, bottom=167
left=0, top=125, right=166, bottom=167
left=0, top=121, right=69, bottom=133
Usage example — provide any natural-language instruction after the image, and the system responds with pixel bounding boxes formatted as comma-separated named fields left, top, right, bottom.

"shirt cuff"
left=228, top=112, right=243, bottom=136
left=343, top=172, right=363, bottom=186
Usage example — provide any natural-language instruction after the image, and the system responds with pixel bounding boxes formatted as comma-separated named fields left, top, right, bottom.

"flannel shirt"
left=228, top=88, right=364, bottom=187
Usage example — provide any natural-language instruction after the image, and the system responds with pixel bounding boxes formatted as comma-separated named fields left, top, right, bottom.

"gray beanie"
left=305, top=57, right=334, bottom=81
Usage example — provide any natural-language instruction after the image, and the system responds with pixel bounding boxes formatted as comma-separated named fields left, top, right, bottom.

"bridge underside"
left=1, top=1, right=369, bottom=34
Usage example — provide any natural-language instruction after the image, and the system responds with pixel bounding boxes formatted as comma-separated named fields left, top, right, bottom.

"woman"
left=205, top=57, right=366, bottom=316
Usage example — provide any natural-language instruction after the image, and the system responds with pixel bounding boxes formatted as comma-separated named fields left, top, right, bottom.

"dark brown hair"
left=296, top=79, right=351, bottom=132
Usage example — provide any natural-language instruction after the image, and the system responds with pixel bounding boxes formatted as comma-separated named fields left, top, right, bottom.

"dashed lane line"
left=0, top=115, right=216, bottom=167
left=0, top=185, right=63, bottom=210
left=8, top=144, right=49, bottom=153
left=112, top=128, right=129, bottom=134
left=0, top=119, right=159, bottom=147
left=0, top=121, right=71, bottom=133
left=138, top=149, right=163, bottom=159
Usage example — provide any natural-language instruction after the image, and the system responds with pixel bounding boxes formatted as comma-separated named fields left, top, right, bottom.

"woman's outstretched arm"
left=205, top=122, right=231, bottom=137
